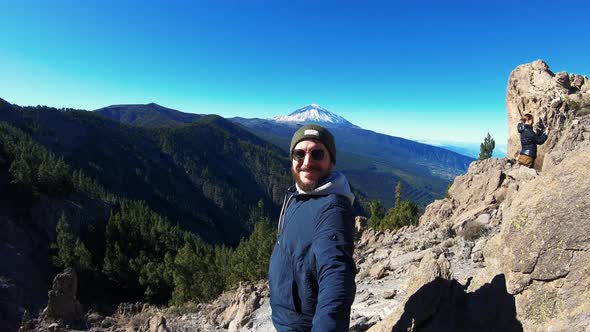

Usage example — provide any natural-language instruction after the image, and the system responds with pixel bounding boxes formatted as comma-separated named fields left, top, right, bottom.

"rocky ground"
left=20, top=60, right=590, bottom=331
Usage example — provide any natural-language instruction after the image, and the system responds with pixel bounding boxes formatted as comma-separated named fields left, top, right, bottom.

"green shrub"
left=380, top=200, right=420, bottom=231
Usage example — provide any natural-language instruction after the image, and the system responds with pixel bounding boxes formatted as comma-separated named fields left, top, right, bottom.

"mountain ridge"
left=95, top=103, right=203, bottom=128
left=89, top=102, right=474, bottom=207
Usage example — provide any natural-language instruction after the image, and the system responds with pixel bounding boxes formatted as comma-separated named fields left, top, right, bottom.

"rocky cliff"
left=506, top=59, right=590, bottom=169
left=22, top=60, right=589, bottom=331
left=366, top=61, right=590, bottom=331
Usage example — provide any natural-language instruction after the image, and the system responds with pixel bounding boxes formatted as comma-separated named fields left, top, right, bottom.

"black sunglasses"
left=292, top=149, right=326, bottom=161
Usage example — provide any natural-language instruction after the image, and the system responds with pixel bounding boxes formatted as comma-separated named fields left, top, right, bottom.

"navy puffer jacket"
left=269, top=171, right=356, bottom=332
left=518, top=122, right=548, bottom=158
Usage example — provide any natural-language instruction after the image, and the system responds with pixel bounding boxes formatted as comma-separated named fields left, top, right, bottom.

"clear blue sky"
left=1, top=0, right=589, bottom=146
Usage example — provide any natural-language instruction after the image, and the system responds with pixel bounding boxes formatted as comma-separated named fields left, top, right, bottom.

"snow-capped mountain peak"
left=272, top=104, right=358, bottom=128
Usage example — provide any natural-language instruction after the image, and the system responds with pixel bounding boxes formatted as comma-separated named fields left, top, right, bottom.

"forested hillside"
left=0, top=109, right=285, bottom=330
left=0, top=98, right=290, bottom=244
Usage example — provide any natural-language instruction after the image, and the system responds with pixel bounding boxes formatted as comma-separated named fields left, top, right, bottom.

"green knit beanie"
left=290, top=124, right=336, bottom=164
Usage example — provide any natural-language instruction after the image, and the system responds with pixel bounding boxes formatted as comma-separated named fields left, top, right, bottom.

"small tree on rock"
left=479, top=132, right=495, bottom=160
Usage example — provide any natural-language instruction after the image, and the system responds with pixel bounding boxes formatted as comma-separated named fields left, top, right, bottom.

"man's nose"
left=303, top=153, right=313, bottom=166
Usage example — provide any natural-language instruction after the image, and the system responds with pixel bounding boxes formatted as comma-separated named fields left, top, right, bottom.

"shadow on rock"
left=392, top=274, right=523, bottom=332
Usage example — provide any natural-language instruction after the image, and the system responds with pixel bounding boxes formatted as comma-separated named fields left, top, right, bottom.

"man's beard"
left=291, top=165, right=331, bottom=192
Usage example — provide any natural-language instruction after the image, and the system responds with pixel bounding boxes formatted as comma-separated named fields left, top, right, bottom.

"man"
left=517, top=113, right=549, bottom=168
left=269, top=124, right=356, bottom=332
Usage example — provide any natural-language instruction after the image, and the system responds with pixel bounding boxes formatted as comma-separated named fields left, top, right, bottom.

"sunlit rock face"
left=506, top=59, right=590, bottom=169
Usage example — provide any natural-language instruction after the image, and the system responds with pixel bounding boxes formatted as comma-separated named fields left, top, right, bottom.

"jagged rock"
left=356, top=290, right=372, bottom=303
left=85, top=311, right=103, bottom=327
left=358, top=228, right=379, bottom=248
left=471, top=238, right=486, bottom=263
left=448, top=158, right=507, bottom=210
left=572, top=74, right=586, bottom=90
left=505, top=165, right=538, bottom=182
left=418, top=198, right=454, bottom=226
left=219, top=282, right=263, bottom=331
left=140, top=314, right=170, bottom=332
left=354, top=216, right=368, bottom=240
left=350, top=315, right=380, bottom=332
left=383, top=290, right=397, bottom=300
left=386, top=250, right=426, bottom=272
left=555, top=71, right=571, bottom=90
left=474, top=213, right=491, bottom=226
left=369, top=264, right=387, bottom=280
left=41, top=269, right=83, bottom=324
left=101, top=316, right=117, bottom=328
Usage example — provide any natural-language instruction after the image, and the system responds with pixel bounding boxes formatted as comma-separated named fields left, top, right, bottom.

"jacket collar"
left=292, top=171, right=355, bottom=205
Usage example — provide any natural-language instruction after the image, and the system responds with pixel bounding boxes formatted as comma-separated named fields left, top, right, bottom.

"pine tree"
left=479, top=132, right=495, bottom=160
left=368, top=200, right=384, bottom=230
left=395, top=182, right=402, bottom=207
left=52, top=212, right=76, bottom=268
left=52, top=212, right=93, bottom=271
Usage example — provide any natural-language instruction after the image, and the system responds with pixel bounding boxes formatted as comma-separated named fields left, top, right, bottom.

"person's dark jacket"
left=517, top=122, right=548, bottom=158
left=269, top=171, right=356, bottom=332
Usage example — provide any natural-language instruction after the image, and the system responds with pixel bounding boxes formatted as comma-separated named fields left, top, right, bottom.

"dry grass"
left=459, top=222, right=487, bottom=241
left=565, top=95, right=590, bottom=116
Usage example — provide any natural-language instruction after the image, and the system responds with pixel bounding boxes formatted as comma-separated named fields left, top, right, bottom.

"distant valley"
left=97, top=103, right=474, bottom=208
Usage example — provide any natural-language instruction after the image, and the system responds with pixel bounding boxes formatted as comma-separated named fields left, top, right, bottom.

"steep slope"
left=95, top=103, right=202, bottom=127
left=0, top=99, right=290, bottom=245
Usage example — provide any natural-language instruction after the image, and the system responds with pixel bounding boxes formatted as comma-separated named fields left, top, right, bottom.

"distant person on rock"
left=269, top=124, right=356, bottom=332
left=517, top=113, right=549, bottom=168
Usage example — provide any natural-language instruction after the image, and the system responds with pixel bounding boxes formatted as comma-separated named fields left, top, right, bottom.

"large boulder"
left=41, top=269, right=83, bottom=324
